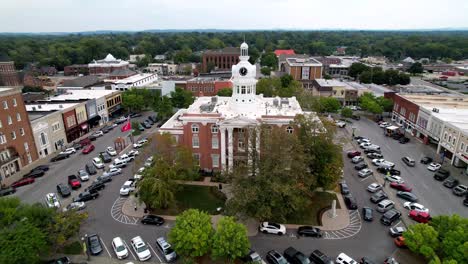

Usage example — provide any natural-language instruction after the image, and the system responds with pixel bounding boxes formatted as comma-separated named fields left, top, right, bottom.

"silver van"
left=377, top=199, right=395, bottom=213
left=156, top=237, right=177, bottom=262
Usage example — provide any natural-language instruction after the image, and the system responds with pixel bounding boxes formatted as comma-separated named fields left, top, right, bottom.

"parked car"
left=259, top=222, right=286, bottom=235
left=359, top=257, right=376, bottom=264
left=354, top=163, right=368, bottom=170
left=45, top=193, right=61, bottom=208
left=367, top=183, right=382, bottom=193
left=85, top=163, right=97, bottom=175
left=95, top=174, right=112, bottom=183
left=129, top=112, right=142, bottom=118
left=357, top=138, right=370, bottom=144
left=392, top=133, right=404, bottom=140
left=68, top=175, right=81, bottom=189
left=385, top=175, right=404, bottom=184
left=120, top=179, right=136, bottom=196
left=453, top=185, right=468, bottom=196
left=88, top=134, right=98, bottom=141
left=358, top=168, right=373, bottom=178
left=463, top=196, right=468, bottom=207
left=60, top=147, right=76, bottom=155
left=63, top=202, right=86, bottom=212
left=50, top=153, right=69, bottom=162
left=362, top=207, right=373, bottom=221
left=141, top=122, right=151, bottom=129
left=103, top=167, right=122, bottom=177
left=92, top=157, right=105, bottom=169
left=370, top=191, right=388, bottom=203
left=335, top=121, right=346, bottom=128
left=31, top=165, right=49, bottom=172
left=409, top=210, right=431, bottom=223
left=396, top=191, right=418, bottom=202
left=367, top=153, right=383, bottom=159
left=77, top=169, right=89, bottom=181
left=420, top=156, right=433, bottom=164
left=352, top=156, right=364, bottom=164
left=379, top=122, right=390, bottom=128
left=360, top=142, right=372, bottom=149
left=127, top=149, right=139, bottom=158
left=130, top=236, right=151, bottom=261
left=100, top=152, right=112, bottom=163
left=377, top=167, right=400, bottom=175
left=377, top=199, right=395, bottom=213
left=399, top=137, right=410, bottom=144
left=109, top=158, right=127, bottom=169
left=434, top=171, right=450, bottom=181
left=283, top=247, right=310, bottom=264
left=443, top=177, right=459, bottom=188
left=0, top=187, right=16, bottom=197
left=372, top=159, right=395, bottom=168
left=394, top=236, right=406, bottom=248
left=401, top=157, right=415, bottom=167
left=351, top=115, right=360, bottom=120
left=11, top=177, right=35, bottom=188
left=101, top=126, right=113, bottom=134
left=79, top=138, right=92, bottom=147
left=336, top=253, right=357, bottom=264
left=383, top=257, right=399, bottom=264
left=403, top=202, right=429, bottom=213
left=23, top=169, right=45, bottom=178
left=242, top=250, right=266, bottom=264
left=347, top=150, right=361, bottom=158
left=111, top=237, right=129, bottom=260
left=106, top=146, right=117, bottom=156
left=119, top=154, right=134, bottom=163
left=93, top=131, right=104, bottom=137
left=380, top=209, right=401, bottom=226
left=87, top=234, right=103, bottom=255
left=309, top=249, right=334, bottom=264
left=156, top=237, right=177, bottom=262
left=427, top=162, right=442, bottom=171
left=85, top=181, right=105, bottom=193
left=297, top=226, right=322, bottom=237
left=56, top=183, right=71, bottom=197
left=73, top=191, right=99, bottom=202
left=390, top=182, right=412, bottom=192
left=82, top=144, right=95, bottom=154
left=339, top=182, right=350, bottom=195
left=389, top=226, right=406, bottom=237
left=266, top=250, right=289, bottom=264
left=364, top=148, right=381, bottom=154
left=344, top=195, right=358, bottom=210
left=141, top=214, right=165, bottom=225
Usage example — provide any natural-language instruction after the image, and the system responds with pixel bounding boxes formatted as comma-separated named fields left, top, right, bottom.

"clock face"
left=239, top=67, right=248, bottom=76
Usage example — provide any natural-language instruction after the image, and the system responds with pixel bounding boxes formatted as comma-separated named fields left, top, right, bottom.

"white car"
left=77, top=169, right=89, bottom=181
left=110, top=158, right=127, bottom=169
left=133, top=139, right=148, bottom=148
left=106, top=147, right=117, bottom=156
left=403, top=202, right=429, bottom=213
left=119, top=154, right=134, bottom=163
left=351, top=156, right=363, bottom=163
left=130, top=236, right=151, bottom=261
left=103, top=167, right=122, bottom=177
left=427, top=162, right=441, bottom=171
left=372, top=158, right=385, bottom=166
left=134, top=167, right=145, bottom=180
left=127, top=150, right=139, bottom=157
left=92, top=157, right=105, bottom=169
left=120, top=180, right=136, bottom=196
left=138, top=139, right=148, bottom=144
left=45, top=193, right=61, bottom=208
left=336, top=253, right=357, bottom=264
left=112, top=237, right=129, bottom=260
left=335, top=120, right=346, bottom=128
left=358, top=168, right=373, bottom=178
left=144, top=157, right=154, bottom=167
left=386, top=175, right=404, bottom=183
left=379, top=122, right=391, bottom=128
left=367, top=183, right=383, bottom=193
left=93, top=131, right=104, bottom=137
left=372, top=159, right=395, bottom=168
left=357, top=138, right=370, bottom=144
left=360, top=142, right=372, bottom=149
left=63, top=202, right=86, bottom=212
left=60, top=147, right=76, bottom=155
left=259, top=222, right=286, bottom=235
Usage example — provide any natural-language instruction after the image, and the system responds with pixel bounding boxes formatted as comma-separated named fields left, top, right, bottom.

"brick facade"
left=202, top=47, right=240, bottom=72
left=186, top=78, right=232, bottom=96
left=0, top=62, right=21, bottom=86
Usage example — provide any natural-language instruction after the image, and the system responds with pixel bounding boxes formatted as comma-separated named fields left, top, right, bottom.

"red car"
left=68, top=175, right=81, bottom=189
left=394, top=236, right=406, bottom=248
left=347, top=150, right=361, bottom=158
left=390, top=182, right=412, bottom=192
left=11, top=177, right=35, bottom=188
left=409, top=210, right=431, bottom=223
left=82, top=144, right=95, bottom=154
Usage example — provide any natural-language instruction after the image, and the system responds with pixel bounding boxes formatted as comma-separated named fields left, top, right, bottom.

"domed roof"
left=240, top=42, right=248, bottom=49
left=104, top=54, right=117, bottom=61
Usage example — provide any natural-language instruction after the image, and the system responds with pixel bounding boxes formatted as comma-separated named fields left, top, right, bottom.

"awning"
left=386, top=126, right=399, bottom=130
left=87, top=115, right=102, bottom=124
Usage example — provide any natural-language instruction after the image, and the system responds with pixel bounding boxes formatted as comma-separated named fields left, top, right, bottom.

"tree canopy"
left=217, top=88, right=233, bottom=96
left=211, top=216, right=250, bottom=262
left=256, top=75, right=302, bottom=98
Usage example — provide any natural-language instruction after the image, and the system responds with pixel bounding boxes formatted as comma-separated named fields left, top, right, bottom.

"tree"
left=260, top=67, right=271, bottom=76
left=122, top=92, right=145, bottom=112
left=211, top=217, right=250, bottom=262
left=0, top=222, right=48, bottom=264
left=319, top=97, right=342, bottom=113
left=404, top=224, right=440, bottom=259
left=359, top=70, right=373, bottom=83
left=169, top=209, right=214, bottom=259
left=48, top=211, right=88, bottom=252
left=260, top=52, right=278, bottom=70
left=376, top=97, right=394, bottom=112
left=156, top=96, right=174, bottom=120
left=170, top=87, right=194, bottom=108
left=206, top=61, right=216, bottom=73
left=408, top=62, right=424, bottom=74
left=341, top=107, right=353, bottom=118
left=349, top=63, right=370, bottom=79
left=217, top=88, right=233, bottom=96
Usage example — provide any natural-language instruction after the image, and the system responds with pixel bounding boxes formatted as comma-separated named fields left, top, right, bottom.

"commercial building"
left=283, top=57, right=323, bottom=89
left=64, top=64, right=89, bottom=76
left=186, top=77, right=232, bottom=96
left=58, top=75, right=103, bottom=91
left=0, top=88, right=38, bottom=186
left=310, top=79, right=358, bottom=106
left=88, top=54, right=130, bottom=75
left=202, top=47, right=240, bottom=73
left=0, top=58, right=21, bottom=87
left=106, top=73, right=158, bottom=91
left=160, top=43, right=318, bottom=172
left=147, top=63, right=178, bottom=75
left=129, top=54, right=146, bottom=63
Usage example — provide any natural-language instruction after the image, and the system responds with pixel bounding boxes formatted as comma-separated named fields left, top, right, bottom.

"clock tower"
left=230, top=42, right=258, bottom=111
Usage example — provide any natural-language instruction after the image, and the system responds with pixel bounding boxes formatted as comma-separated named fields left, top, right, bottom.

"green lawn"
left=152, top=185, right=226, bottom=216
left=286, top=191, right=340, bottom=226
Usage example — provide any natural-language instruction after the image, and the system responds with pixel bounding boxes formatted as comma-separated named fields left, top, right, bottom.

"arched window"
left=286, top=126, right=294, bottom=134
left=191, top=124, right=199, bottom=133
left=211, top=125, right=218, bottom=133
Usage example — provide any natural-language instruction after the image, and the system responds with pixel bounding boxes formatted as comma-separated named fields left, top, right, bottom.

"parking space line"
left=360, top=176, right=371, bottom=182
left=99, top=237, right=112, bottom=258
left=391, top=221, right=402, bottom=228
left=148, top=243, right=164, bottom=263
left=122, top=240, right=136, bottom=260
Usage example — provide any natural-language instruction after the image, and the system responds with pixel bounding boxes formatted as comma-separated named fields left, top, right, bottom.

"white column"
left=228, top=127, right=234, bottom=172
left=220, top=127, right=226, bottom=170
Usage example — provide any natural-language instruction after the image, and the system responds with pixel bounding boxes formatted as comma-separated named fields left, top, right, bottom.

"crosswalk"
left=322, top=210, right=362, bottom=239
left=111, top=197, right=139, bottom=225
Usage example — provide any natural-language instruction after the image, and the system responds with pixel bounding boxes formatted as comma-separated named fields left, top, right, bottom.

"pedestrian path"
left=322, top=210, right=362, bottom=239
left=110, top=197, right=139, bottom=225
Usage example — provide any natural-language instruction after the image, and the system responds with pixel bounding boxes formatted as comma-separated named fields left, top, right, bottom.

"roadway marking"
left=391, top=221, right=402, bottom=228
left=122, top=240, right=137, bottom=260
left=110, top=197, right=139, bottom=225
left=360, top=176, right=372, bottom=182
left=322, top=210, right=362, bottom=240
left=99, top=237, right=112, bottom=258
left=148, top=243, right=165, bottom=263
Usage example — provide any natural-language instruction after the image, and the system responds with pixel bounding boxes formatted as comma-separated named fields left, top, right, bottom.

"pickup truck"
left=68, top=175, right=81, bottom=189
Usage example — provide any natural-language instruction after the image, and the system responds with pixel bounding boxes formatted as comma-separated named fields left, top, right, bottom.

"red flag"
left=121, top=117, right=131, bottom=132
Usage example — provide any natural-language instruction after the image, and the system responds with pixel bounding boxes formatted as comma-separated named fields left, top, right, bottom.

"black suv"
left=56, top=183, right=71, bottom=197
left=344, top=195, right=358, bottom=210
left=266, top=250, right=288, bottom=264
left=85, top=163, right=97, bottom=175
left=50, top=153, right=69, bottom=162
left=85, top=181, right=105, bottom=193
left=73, top=191, right=99, bottom=202
left=380, top=209, right=401, bottom=226
left=370, top=191, right=388, bottom=203
left=0, top=187, right=16, bottom=197
left=354, top=163, right=368, bottom=170
left=309, top=249, right=333, bottom=264
left=434, top=171, right=450, bottom=181
left=377, top=167, right=401, bottom=175
left=283, top=247, right=310, bottom=264
left=443, top=177, right=459, bottom=188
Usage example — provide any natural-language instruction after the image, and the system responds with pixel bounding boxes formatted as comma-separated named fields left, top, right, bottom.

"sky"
left=2, top=0, right=468, bottom=32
